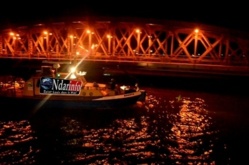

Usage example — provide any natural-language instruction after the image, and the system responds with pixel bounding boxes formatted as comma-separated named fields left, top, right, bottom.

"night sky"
left=0, top=1, right=248, bottom=32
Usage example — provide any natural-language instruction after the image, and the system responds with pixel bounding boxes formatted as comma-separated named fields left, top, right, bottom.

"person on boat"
left=109, top=78, right=116, bottom=90
left=114, top=84, right=120, bottom=94
left=134, top=83, right=139, bottom=91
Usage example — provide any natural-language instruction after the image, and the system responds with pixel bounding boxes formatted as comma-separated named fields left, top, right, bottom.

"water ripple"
left=0, top=120, right=39, bottom=164
left=56, top=93, right=226, bottom=164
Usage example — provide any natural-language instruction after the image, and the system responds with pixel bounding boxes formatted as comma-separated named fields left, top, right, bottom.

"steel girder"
left=0, top=18, right=249, bottom=67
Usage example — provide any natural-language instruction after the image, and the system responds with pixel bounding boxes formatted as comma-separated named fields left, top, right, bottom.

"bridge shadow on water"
left=137, top=74, right=249, bottom=95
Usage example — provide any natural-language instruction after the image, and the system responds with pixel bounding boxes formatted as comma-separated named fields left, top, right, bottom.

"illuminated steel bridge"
left=1, top=17, right=249, bottom=76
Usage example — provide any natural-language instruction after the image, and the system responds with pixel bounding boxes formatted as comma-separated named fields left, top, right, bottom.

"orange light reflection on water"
left=0, top=120, right=39, bottom=164
left=169, top=97, right=216, bottom=164
left=58, top=94, right=221, bottom=164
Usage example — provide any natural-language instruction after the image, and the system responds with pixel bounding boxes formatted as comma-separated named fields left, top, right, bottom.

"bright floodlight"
left=70, top=67, right=76, bottom=73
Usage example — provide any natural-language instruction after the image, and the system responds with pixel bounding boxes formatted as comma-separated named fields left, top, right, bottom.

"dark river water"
left=1, top=74, right=249, bottom=165
left=0, top=59, right=249, bottom=164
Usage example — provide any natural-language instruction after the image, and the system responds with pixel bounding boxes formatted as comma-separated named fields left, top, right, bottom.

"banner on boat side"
left=40, top=77, right=82, bottom=95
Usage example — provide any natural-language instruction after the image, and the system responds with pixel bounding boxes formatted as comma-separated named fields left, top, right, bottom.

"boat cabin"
left=22, top=65, right=115, bottom=97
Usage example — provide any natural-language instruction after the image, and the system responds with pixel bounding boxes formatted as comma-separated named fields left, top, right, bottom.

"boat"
left=0, top=62, right=146, bottom=111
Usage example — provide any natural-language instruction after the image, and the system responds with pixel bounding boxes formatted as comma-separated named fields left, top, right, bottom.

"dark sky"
left=0, top=1, right=248, bottom=31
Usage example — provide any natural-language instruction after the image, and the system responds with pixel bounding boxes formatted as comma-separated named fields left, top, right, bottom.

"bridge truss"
left=0, top=17, right=249, bottom=75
